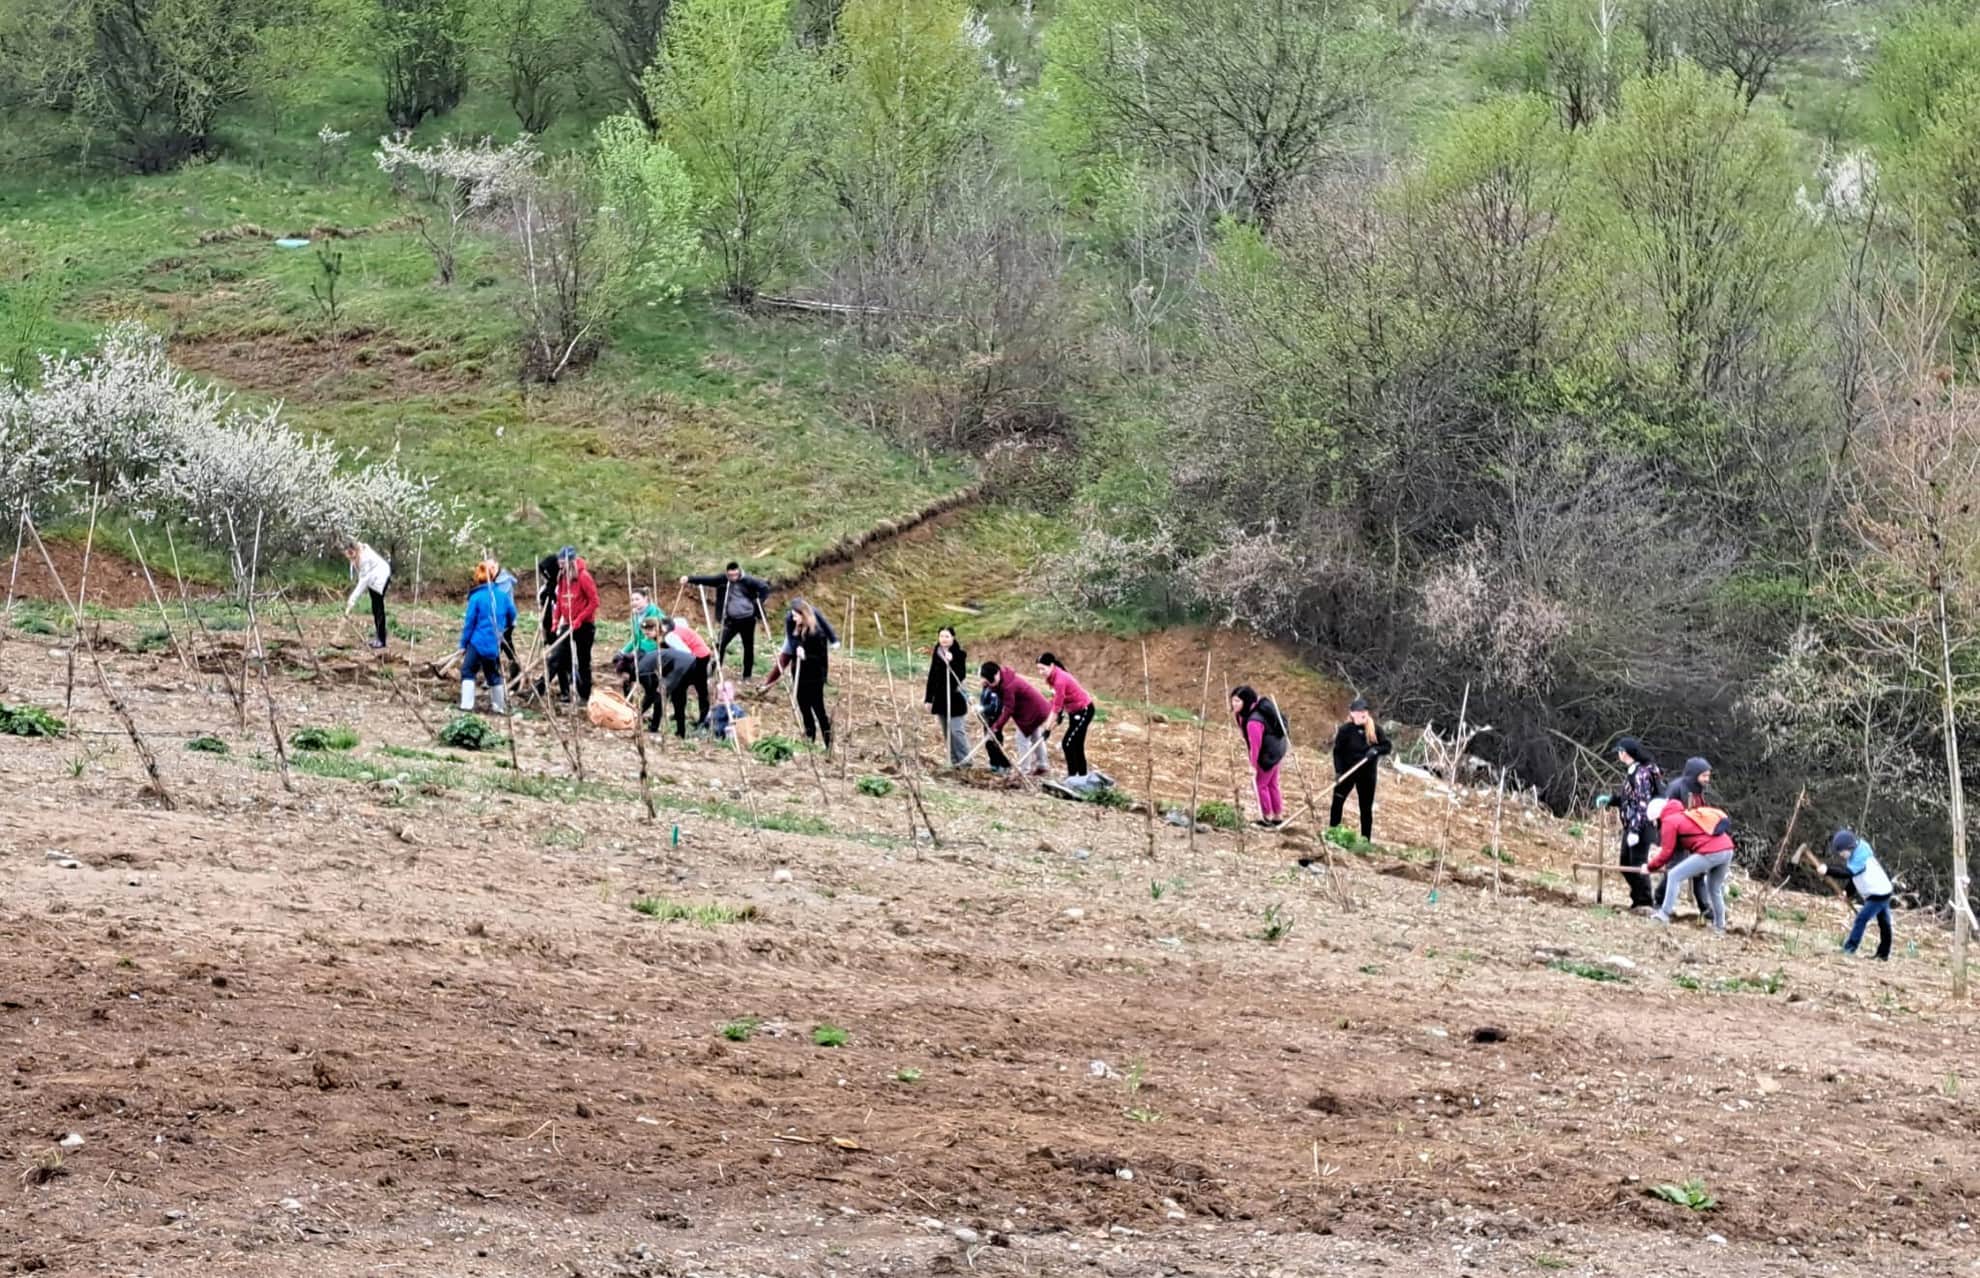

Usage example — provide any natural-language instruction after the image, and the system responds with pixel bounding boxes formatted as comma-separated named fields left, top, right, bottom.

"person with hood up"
left=682, top=562, right=773, bottom=679
left=459, top=562, right=517, bottom=714
left=1232, top=686, right=1289, bottom=827
left=1595, top=737, right=1665, bottom=911
left=551, top=546, right=599, bottom=704
left=1645, top=756, right=1736, bottom=933
left=1329, top=696, right=1392, bottom=841
left=1654, top=756, right=1714, bottom=916
left=923, top=627, right=971, bottom=767
left=663, top=614, right=713, bottom=729
left=1037, top=653, right=1096, bottom=778
left=982, top=661, right=1052, bottom=776
left=488, top=560, right=523, bottom=684
left=343, top=541, right=392, bottom=650
left=1820, top=828, right=1896, bottom=960
left=614, top=589, right=664, bottom=694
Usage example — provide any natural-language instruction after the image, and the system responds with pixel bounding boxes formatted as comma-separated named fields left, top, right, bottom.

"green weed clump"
left=1194, top=800, right=1240, bottom=831
left=1085, top=785, right=1131, bottom=809
left=750, top=734, right=801, bottom=765
left=1648, top=1178, right=1717, bottom=1211
left=631, top=897, right=757, bottom=926
left=185, top=735, right=230, bottom=755
left=1254, top=902, right=1295, bottom=943
left=812, top=1024, right=848, bottom=1048
left=0, top=702, right=65, bottom=737
left=439, top=714, right=502, bottom=751
left=720, top=1016, right=760, bottom=1042
left=856, top=775, right=894, bottom=798
left=1549, top=959, right=1625, bottom=983
left=290, top=725, right=358, bottom=751
left=1324, top=826, right=1375, bottom=853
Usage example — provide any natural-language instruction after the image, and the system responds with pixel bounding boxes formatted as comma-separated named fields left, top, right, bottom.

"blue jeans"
left=1845, top=894, right=1893, bottom=960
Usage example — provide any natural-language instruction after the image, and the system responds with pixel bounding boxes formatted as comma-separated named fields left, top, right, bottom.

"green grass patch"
left=1549, top=959, right=1626, bottom=983
left=856, top=775, right=894, bottom=798
left=720, top=1016, right=761, bottom=1042
left=630, top=897, right=758, bottom=926
left=379, top=744, right=449, bottom=762
left=1194, top=800, right=1240, bottom=831
left=0, top=702, right=66, bottom=737
left=289, top=725, right=358, bottom=751
left=1083, top=785, right=1132, bottom=809
left=811, top=1024, right=849, bottom=1048
left=1324, top=825, right=1376, bottom=854
left=1254, top=902, right=1295, bottom=944
left=185, top=734, right=230, bottom=755
left=894, top=1066, right=922, bottom=1083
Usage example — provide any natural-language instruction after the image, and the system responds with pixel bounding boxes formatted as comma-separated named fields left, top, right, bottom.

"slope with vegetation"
left=1, top=0, right=1975, bottom=938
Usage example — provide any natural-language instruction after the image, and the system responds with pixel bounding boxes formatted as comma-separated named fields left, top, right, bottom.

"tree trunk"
left=1938, top=585, right=1970, bottom=999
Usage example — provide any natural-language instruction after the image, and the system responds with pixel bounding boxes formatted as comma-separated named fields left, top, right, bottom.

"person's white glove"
left=1626, top=832, right=1639, bottom=847
left=830, top=641, right=841, bottom=650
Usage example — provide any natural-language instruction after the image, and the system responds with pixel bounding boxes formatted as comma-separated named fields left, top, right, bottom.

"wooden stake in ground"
left=874, top=614, right=940, bottom=848
left=1284, top=710, right=1352, bottom=911
left=167, top=524, right=243, bottom=718
left=1141, top=641, right=1157, bottom=860
left=836, top=595, right=856, bottom=778
left=230, top=514, right=292, bottom=793
left=269, top=588, right=325, bottom=683
left=3, top=506, right=25, bottom=632
left=1752, top=784, right=1808, bottom=935
left=65, top=491, right=102, bottom=720
left=125, top=529, right=194, bottom=676
left=1187, top=651, right=1211, bottom=861
left=23, top=519, right=174, bottom=811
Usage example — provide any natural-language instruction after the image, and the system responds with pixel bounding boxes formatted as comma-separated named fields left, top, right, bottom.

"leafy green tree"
left=475, top=0, right=597, bottom=133
left=1870, top=1, right=1980, bottom=144
left=377, top=0, right=472, bottom=130
left=1580, top=62, right=1817, bottom=405
left=588, top=0, right=673, bottom=130
left=643, top=0, right=818, bottom=302
left=591, top=113, right=700, bottom=294
left=825, top=0, right=992, bottom=226
left=1041, top=0, right=1405, bottom=223
left=0, top=0, right=323, bottom=170
left=1485, top=0, right=1645, bottom=129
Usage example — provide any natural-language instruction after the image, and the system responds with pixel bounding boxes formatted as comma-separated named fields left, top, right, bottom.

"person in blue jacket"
left=460, top=561, right=518, bottom=714
left=1820, top=828, right=1897, bottom=960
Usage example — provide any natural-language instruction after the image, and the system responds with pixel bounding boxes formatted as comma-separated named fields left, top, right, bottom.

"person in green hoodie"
left=613, top=590, right=664, bottom=695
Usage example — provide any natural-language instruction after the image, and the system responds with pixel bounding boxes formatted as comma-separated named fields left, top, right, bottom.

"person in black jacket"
left=532, top=552, right=562, bottom=698
left=922, top=626, right=971, bottom=767
left=788, top=600, right=835, bottom=748
left=1595, top=736, right=1665, bottom=911
left=1329, top=696, right=1391, bottom=841
left=681, top=562, right=773, bottom=678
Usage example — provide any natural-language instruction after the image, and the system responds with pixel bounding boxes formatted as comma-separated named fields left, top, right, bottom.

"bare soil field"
left=0, top=607, right=1975, bottom=1277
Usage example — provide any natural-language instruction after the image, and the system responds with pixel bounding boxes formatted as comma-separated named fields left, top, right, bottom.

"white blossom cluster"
left=0, top=325, right=471, bottom=581
left=374, top=133, right=540, bottom=213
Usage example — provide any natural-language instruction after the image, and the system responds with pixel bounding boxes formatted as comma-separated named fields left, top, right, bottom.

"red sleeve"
left=578, top=571, right=599, bottom=625
left=1245, top=719, right=1264, bottom=768
left=1046, top=670, right=1066, bottom=716
left=1647, top=815, right=1679, bottom=872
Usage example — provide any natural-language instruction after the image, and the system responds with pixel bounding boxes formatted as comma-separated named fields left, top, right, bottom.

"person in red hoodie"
left=981, top=661, right=1051, bottom=776
left=1644, top=756, right=1735, bottom=934
left=551, top=545, right=599, bottom=705
left=1036, top=652, right=1096, bottom=778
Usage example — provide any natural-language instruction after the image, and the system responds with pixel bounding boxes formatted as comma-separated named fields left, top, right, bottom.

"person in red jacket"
left=1645, top=758, right=1735, bottom=933
left=551, top=546, right=599, bottom=705
left=981, top=661, right=1051, bottom=776
left=1036, top=652, right=1096, bottom=778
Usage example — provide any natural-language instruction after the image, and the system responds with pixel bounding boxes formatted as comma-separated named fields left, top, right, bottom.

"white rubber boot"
left=490, top=683, right=507, bottom=715
left=459, top=680, right=476, bottom=711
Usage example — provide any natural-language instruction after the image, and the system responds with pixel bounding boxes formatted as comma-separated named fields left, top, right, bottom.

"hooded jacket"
left=1244, top=698, right=1289, bottom=774
left=1332, top=718, right=1392, bottom=775
left=987, top=667, right=1051, bottom=736
left=687, top=571, right=772, bottom=624
left=460, top=582, right=517, bottom=659
left=622, top=603, right=663, bottom=655
left=1042, top=665, right=1094, bottom=718
left=1828, top=834, right=1894, bottom=898
left=553, top=556, right=599, bottom=630
left=1648, top=791, right=1735, bottom=872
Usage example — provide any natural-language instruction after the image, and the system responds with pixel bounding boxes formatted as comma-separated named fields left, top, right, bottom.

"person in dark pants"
left=1821, top=828, right=1896, bottom=960
left=490, top=561, right=523, bottom=684
left=789, top=601, right=834, bottom=747
left=682, top=562, right=773, bottom=679
left=978, top=683, right=1012, bottom=771
left=637, top=621, right=696, bottom=736
left=1036, top=653, right=1095, bottom=778
left=923, top=627, right=971, bottom=767
left=536, top=553, right=563, bottom=698
left=551, top=546, right=599, bottom=704
left=1596, top=736, right=1665, bottom=911
left=1329, top=696, right=1391, bottom=841
left=1655, top=758, right=1715, bottom=917
left=343, top=541, right=392, bottom=649
left=663, top=615, right=713, bottom=729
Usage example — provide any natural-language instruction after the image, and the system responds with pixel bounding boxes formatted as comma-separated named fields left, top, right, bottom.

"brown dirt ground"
left=169, top=331, right=471, bottom=402
left=0, top=608, right=1976, bottom=1278
left=4, top=541, right=161, bottom=612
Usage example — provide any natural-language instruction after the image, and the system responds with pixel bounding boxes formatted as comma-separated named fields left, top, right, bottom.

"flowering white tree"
left=375, top=133, right=541, bottom=284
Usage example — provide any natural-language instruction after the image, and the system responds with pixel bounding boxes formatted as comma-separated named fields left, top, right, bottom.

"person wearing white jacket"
left=344, top=541, right=392, bottom=649
left=1821, top=828, right=1896, bottom=961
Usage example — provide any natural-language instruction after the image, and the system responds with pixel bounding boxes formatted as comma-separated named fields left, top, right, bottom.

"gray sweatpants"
left=1657, top=850, right=1733, bottom=931
left=940, top=714, right=968, bottom=766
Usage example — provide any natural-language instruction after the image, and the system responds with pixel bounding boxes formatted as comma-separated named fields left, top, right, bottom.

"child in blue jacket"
left=461, top=563, right=519, bottom=714
left=1821, top=828, right=1896, bottom=960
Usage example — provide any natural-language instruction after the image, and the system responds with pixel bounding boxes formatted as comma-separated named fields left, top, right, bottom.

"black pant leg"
left=1875, top=906, right=1893, bottom=959
left=501, top=623, right=520, bottom=683
left=670, top=682, right=687, bottom=737
left=369, top=589, right=388, bottom=645
left=639, top=673, right=663, bottom=731
left=574, top=622, right=595, bottom=702
left=690, top=657, right=710, bottom=725
left=1329, top=776, right=1350, bottom=829
left=1356, top=770, right=1377, bottom=840
left=550, top=632, right=572, bottom=699
left=1063, top=707, right=1092, bottom=776
left=1621, top=827, right=1654, bottom=908
left=740, top=623, right=755, bottom=679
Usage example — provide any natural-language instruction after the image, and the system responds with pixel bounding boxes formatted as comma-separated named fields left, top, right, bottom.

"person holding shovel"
left=614, top=590, right=664, bottom=694
left=488, top=560, right=523, bottom=684
left=1232, top=686, right=1289, bottom=828
left=458, top=561, right=517, bottom=714
left=343, top=541, right=392, bottom=650
left=1329, top=697, right=1391, bottom=841
left=1816, top=828, right=1896, bottom=961
left=662, top=614, right=713, bottom=729
left=682, top=562, right=773, bottom=679
left=923, top=626, right=971, bottom=767
left=761, top=596, right=837, bottom=693
left=635, top=616, right=694, bottom=736
left=1595, top=736, right=1664, bottom=912
left=982, top=661, right=1051, bottom=777
left=1644, top=759, right=1735, bottom=933
left=551, top=546, right=599, bottom=705
left=534, top=552, right=562, bottom=697
left=1037, top=653, right=1096, bottom=779
left=789, top=600, right=835, bottom=748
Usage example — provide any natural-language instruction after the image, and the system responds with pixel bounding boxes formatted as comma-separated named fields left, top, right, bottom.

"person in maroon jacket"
left=981, top=661, right=1051, bottom=776
left=1037, top=652, right=1096, bottom=778
left=551, top=545, right=600, bottom=704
